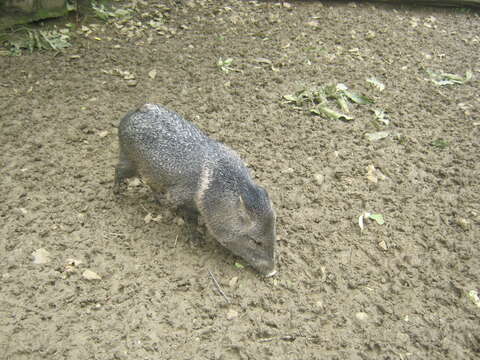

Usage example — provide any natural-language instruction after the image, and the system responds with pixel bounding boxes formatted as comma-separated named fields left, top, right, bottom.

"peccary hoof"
left=264, top=269, right=277, bottom=278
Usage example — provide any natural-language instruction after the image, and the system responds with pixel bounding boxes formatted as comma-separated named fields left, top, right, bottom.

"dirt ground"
left=1, top=1, right=479, bottom=359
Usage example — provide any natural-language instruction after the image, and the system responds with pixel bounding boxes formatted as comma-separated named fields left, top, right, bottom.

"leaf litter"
left=283, top=83, right=374, bottom=121
left=426, top=69, right=473, bottom=86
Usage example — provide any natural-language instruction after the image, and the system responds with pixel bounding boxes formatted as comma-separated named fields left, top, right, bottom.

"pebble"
left=226, top=309, right=238, bottom=320
left=313, top=173, right=324, bottom=185
left=355, top=312, right=369, bottom=322
left=82, top=269, right=102, bottom=281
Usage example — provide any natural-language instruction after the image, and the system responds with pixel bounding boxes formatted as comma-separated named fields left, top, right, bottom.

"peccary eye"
left=246, top=235, right=262, bottom=247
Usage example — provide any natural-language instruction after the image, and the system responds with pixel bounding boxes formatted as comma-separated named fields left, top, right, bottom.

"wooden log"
left=0, top=0, right=71, bottom=30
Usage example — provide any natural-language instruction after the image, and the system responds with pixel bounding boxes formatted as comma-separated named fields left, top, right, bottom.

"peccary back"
left=115, top=104, right=276, bottom=276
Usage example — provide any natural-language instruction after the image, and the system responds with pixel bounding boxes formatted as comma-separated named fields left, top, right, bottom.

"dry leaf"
left=148, top=69, right=157, bottom=79
left=378, top=240, right=388, bottom=251
left=144, top=213, right=153, bottom=224
left=366, top=165, right=378, bottom=183
left=82, top=269, right=102, bottom=280
left=32, top=248, right=51, bottom=264
left=228, top=276, right=238, bottom=288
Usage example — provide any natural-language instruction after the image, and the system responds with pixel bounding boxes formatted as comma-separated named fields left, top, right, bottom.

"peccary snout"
left=114, top=104, right=277, bottom=276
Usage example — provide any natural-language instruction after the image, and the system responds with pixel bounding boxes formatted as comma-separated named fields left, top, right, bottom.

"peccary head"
left=196, top=155, right=277, bottom=276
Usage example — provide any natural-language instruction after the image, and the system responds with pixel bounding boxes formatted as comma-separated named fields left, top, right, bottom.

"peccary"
left=114, top=104, right=277, bottom=276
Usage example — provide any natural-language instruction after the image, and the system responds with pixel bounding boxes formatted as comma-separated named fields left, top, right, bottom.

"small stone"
left=365, top=30, right=376, bottom=40
left=228, top=276, right=238, bottom=288
left=65, top=258, right=82, bottom=267
left=126, top=79, right=138, bottom=87
left=355, top=312, right=369, bottom=322
left=82, top=269, right=102, bottom=281
left=226, top=308, right=238, bottom=320
left=306, top=20, right=319, bottom=28
left=32, top=248, right=51, bottom=264
left=365, top=131, right=390, bottom=142
left=127, top=178, right=141, bottom=187
left=456, top=218, right=471, bottom=231
left=313, top=173, right=324, bottom=185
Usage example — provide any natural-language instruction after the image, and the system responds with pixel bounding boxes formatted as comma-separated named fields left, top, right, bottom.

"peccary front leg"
left=175, top=205, right=204, bottom=244
left=159, top=185, right=203, bottom=243
left=114, top=151, right=137, bottom=194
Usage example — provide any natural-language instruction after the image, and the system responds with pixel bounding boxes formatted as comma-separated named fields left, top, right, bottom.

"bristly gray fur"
left=115, top=104, right=277, bottom=276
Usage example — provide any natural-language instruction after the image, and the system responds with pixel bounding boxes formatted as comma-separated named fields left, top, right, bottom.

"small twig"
left=174, top=233, right=179, bottom=248
left=208, top=270, right=230, bottom=303
left=105, top=231, right=126, bottom=238
left=258, top=337, right=276, bottom=343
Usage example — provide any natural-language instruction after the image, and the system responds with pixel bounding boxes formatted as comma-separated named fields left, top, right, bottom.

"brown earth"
left=1, top=1, right=479, bottom=359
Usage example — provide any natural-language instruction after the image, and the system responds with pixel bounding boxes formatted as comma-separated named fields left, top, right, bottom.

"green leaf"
left=336, top=95, right=350, bottom=113
left=431, top=139, right=448, bottom=149
left=368, top=213, right=384, bottom=225
left=283, top=94, right=298, bottom=102
left=366, top=77, right=385, bottom=91
left=324, top=84, right=338, bottom=98
left=311, top=106, right=353, bottom=121
left=234, top=262, right=244, bottom=269
left=468, top=290, right=480, bottom=308
left=373, top=109, right=389, bottom=125
left=427, top=69, right=473, bottom=86
left=343, top=90, right=374, bottom=105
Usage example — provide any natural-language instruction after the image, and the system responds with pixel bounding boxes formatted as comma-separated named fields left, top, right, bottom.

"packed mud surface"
left=1, top=1, right=479, bottom=359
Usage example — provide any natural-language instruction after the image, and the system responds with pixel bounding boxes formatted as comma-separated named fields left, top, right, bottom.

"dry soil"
left=1, top=1, right=479, bottom=359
